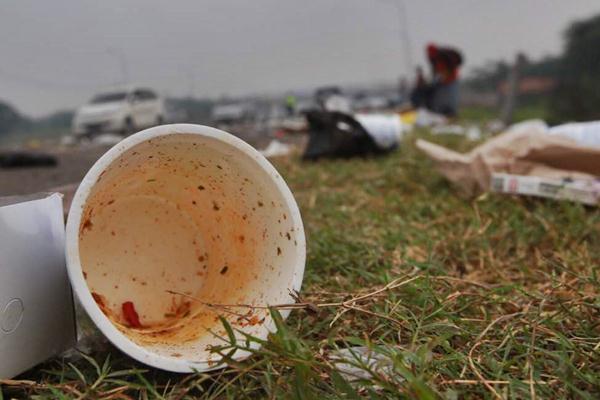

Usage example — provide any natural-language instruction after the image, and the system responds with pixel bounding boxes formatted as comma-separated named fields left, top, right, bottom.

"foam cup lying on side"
left=65, top=124, right=305, bottom=372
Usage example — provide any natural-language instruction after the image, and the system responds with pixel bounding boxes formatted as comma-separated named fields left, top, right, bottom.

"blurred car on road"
left=353, top=93, right=391, bottom=112
left=72, top=87, right=165, bottom=137
left=211, top=102, right=256, bottom=128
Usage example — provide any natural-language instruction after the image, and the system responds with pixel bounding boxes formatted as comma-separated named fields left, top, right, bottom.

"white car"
left=72, top=87, right=165, bottom=137
left=211, top=103, right=255, bottom=125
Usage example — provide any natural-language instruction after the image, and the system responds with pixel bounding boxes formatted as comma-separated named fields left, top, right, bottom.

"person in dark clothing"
left=410, top=66, right=430, bottom=108
left=426, top=43, right=463, bottom=116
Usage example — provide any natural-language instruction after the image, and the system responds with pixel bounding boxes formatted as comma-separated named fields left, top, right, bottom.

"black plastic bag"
left=302, top=111, right=395, bottom=161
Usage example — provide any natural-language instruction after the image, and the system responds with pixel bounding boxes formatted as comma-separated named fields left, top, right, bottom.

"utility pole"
left=500, top=53, right=526, bottom=126
left=395, top=0, right=413, bottom=77
left=376, top=0, right=414, bottom=82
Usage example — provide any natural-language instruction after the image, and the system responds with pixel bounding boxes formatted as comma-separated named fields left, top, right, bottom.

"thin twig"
left=468, top=342, right=503, bottom=400
left=441, top=379, right=557, bottom=386
left=167, top=275, right=419, bottom=311
left=467, top=312, right=524, bottom=400
left=0, top=379, right=38, bottom=387
left=166, top=275, right=420, bottom=326
left=433, top=276, right=492, bottom=289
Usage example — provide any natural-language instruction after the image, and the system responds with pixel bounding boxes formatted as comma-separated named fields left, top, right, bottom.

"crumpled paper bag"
left=416, top=128, right=600, bottom=196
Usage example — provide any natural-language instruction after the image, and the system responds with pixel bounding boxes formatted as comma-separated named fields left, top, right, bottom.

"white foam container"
left=1, top=193, right=77, bottom=379
left=65, top=124, right=305, bottom=372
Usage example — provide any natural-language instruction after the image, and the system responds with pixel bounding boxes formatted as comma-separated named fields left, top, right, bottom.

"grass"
left=2, top=132, right=599, bottom=399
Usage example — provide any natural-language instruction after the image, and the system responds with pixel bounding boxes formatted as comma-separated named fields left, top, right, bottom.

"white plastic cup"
left=65, top=124, right=306, bottom=372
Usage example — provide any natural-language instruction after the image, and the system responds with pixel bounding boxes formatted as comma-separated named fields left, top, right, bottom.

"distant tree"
left=35, top=110, right=74, bottom=132
left=0, top=100, right=25, bottom=135
left=464, top=61, right=510, bottom=92
left=550, top=14, right=600, bottom=122
left=0, top=102, right=74, bottom=142
left=464, top=55, right=560, bottom=93
left=524, top=55, right=560, bottom=78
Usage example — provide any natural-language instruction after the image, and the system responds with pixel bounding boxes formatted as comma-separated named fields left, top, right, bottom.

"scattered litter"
left=414, top=108, right=447, bottom=127
left=0, top=151, right=57, bottom=168
left=466, top=125, right=482, bottom=141
left=355, top=113, right=408, bottom=149
left=431, top=124, right=465, bottom=136
left=548, top=121, right=600, bottom=147
left=491, top=173, right=600, bottom=205
left=417, top=126, right=600, bottom=196
left=279, top=116, right=308, bottom=132
left=65, top=125, right=306, bottom=373
left=259, top=140, right=294, bottom=158
left=330, top=346, right=395, bottom=382
left=505, top=119, right=547, bottom=135
left=303, top=111, right=398, bottom=160
left=399, top=109, right=417, bottom=125
left=506, top=118, right=600, bottom=147
left=430, top=124, right=482, bottom=140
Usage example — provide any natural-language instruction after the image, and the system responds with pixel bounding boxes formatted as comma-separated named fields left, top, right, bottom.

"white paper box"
left=0, top=193, right=76, bottom=379
left=490, top=173, right=600, bottom=206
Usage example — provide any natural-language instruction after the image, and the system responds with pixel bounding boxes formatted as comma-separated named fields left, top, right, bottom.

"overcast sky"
left=1, top=0, right=599, bottom=116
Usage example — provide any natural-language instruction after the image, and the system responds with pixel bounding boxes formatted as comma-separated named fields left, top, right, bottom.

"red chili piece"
left=122, top=301, right=142, bottom=328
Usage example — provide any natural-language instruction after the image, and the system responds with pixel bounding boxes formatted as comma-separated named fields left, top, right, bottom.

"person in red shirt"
left=426, top=43, right=463, bottom=116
